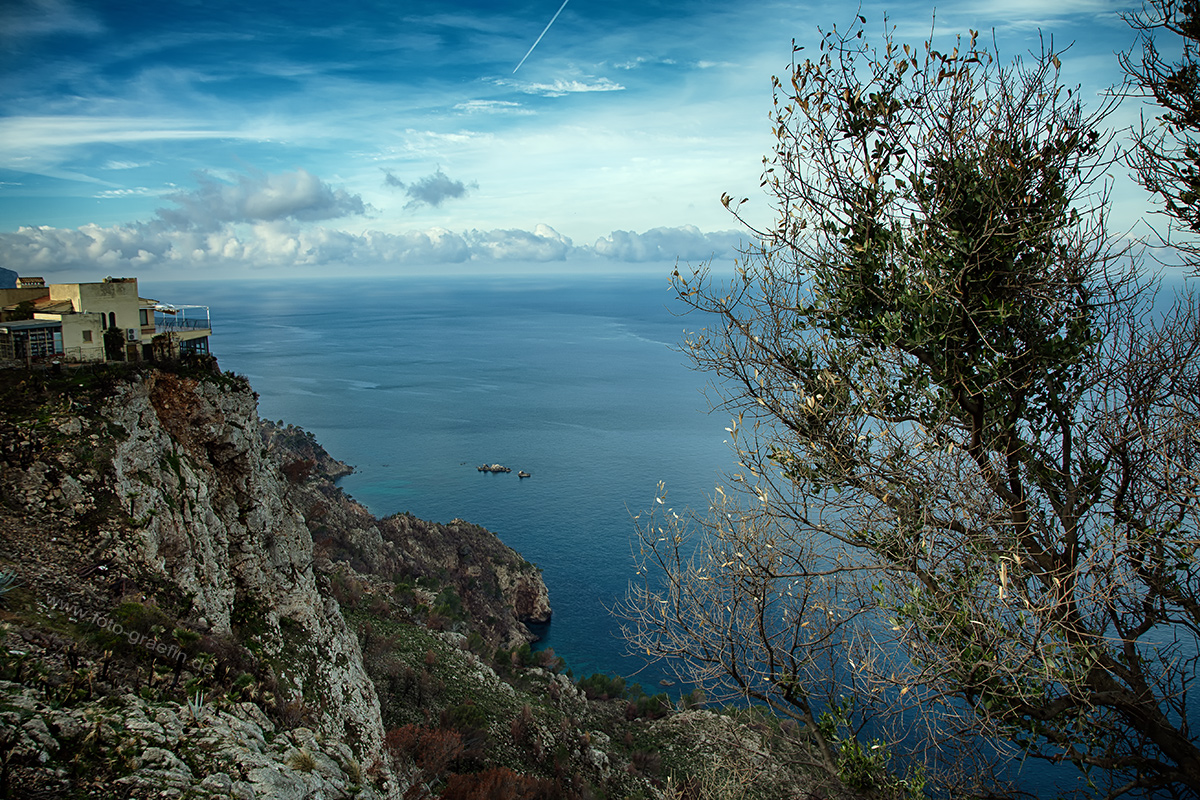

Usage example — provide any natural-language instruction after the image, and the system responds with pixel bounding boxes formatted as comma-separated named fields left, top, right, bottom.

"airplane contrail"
left=513, top=0, right=571, bottom=74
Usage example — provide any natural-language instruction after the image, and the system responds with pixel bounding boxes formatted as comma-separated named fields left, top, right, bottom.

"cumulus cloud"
left=156, top=168, right=365, bottom=231
left=591, top=225, right=743, bottom=262
left=464, top=224, right=572, bottom=261
left=0, top=181, right=737, bottom=273
left=385, top=167, right=477, bottom=210
left=0, top=220, right=582, bottom=271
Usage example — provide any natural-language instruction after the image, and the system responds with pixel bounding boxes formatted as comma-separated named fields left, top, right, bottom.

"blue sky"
left=0, top=0, right=1149, bottom=279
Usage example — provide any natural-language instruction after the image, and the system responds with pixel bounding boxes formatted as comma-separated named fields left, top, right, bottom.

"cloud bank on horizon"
left=0, top=0, right=1143, bottom=278
left=0, top=167, right=742, bottom=271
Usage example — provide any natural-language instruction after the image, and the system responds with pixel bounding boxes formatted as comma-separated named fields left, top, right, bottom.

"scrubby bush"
left=576, top=673, right=625, bottom=701
left=385, top=724, right=464, bottom=777
left=281, top=458, right=316, bottom=483
left=439, top=767, right=559, bottom=800
left=625, top=692, right=672, bottom=721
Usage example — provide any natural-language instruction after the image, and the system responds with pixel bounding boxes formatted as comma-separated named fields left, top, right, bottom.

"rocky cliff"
left=1, top=365, right=394, bottom=797
left=0, top=363, right=548, bottom=798
left=0, top=362, right=841, bottom=800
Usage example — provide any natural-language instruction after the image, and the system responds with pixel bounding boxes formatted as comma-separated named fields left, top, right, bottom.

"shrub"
left=385, top=724, right=463, bottom=777
left=433, top=587, right=464, bottom=620
left=509, top=704, right=543, bottom=761
left=281, top=458, right=316, bottom=483
left=330, top=573, right=364, bottom=609
left=631, top=749, right=662, bottom=777
left=275, top=696, right=313, bottom=730
left=626, top=693, right=672, bottom=721
left=442, top=701, right=489, bottom=731
left=440, top=767, right=558, bottom=800
left=576, top=673, right=626, bottom=701
left=0, top=570, right=19, bottom=607
left=679, top=687, right=706, bottom=710
left=287, top=747, right=317, bottom=773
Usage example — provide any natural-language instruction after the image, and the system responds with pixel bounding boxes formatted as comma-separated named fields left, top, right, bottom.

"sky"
left=0, top=0, right=1155, bottom=280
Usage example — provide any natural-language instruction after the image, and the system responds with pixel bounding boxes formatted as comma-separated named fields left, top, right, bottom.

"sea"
left=143, top=266, right=1196, bottom=796
left=145, top=269, right=732, bottom=691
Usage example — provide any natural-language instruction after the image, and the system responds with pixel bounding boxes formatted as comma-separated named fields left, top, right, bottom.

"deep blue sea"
left=144, top=267, right=1196, bottom=797
left=146, top=271, right=731, bottom=690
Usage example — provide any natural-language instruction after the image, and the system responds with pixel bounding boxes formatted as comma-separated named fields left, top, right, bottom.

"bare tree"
left=620, top=16, right=1200, bottom=799
left=1122, top=0, right=1200, bottom=268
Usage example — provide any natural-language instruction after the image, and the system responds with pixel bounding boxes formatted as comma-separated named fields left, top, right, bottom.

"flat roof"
left=0, top=319, right=62, bottom=333
left=34, top=299, right=75, bottom=314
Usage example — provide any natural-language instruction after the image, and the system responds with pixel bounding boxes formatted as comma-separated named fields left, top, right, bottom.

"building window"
left=139, top=309, right=149, bottom=326
left=108, top=312, right=117, bottom=329
left=82, top=330, right=93, bottom=343
left=182, top=336, right=210, bottom=355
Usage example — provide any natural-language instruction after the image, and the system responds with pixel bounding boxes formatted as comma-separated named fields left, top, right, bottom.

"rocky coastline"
left=0, top=360, right=845, bottom=799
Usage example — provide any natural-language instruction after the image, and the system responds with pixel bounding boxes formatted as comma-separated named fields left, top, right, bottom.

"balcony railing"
left=153, top=303, right=211, bottom=334
left=155, top=316, right=212, bottom=332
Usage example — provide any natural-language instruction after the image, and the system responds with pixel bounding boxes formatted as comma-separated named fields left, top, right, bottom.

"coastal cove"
left=145, top=270, right=732, bottom=690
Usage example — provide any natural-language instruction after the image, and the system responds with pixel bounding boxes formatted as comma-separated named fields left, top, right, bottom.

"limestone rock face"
left=100, top=372, right=387, bottom=774
left=0, top=681, right=373, bottom=800
left=494, top=561, right=552, bottom=625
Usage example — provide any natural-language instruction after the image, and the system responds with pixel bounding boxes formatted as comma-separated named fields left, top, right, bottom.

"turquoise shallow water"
left=146, top=271, right=731, bottom=689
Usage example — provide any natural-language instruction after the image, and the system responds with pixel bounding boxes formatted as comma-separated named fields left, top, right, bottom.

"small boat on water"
left=518, top=471, right=531, bottom=479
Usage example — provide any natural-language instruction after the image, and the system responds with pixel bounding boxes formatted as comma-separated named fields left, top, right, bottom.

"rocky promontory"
left=261, top=419, right=552, bottom=648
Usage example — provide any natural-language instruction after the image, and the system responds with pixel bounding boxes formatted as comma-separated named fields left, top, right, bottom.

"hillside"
left=0, top=359, right=845, bottom=799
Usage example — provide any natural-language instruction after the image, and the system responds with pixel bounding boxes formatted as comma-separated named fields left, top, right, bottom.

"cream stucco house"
left=0, top=276, right=211, bottom=364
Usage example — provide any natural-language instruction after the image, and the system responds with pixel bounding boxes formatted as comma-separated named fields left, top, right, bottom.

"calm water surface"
left=147, top=272, right=731, bottom=689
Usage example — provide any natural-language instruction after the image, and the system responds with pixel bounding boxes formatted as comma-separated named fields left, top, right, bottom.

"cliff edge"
left=1, top=364, right=395, bottom=797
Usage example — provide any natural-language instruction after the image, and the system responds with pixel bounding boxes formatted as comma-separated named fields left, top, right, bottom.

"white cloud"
left=94, top=187, right=159, bottom=198
left=498, top=77, right=625, bottom=97
left=591, top=225, right=743, bottom=262
left=454, top=100, right=534, bottom=115
left=102, top=160, right=153, bottom=170
left=464, top=224, right=572, bottom=261
left=0, top=219, right=741, bottom=272
left=0, top=117, right=245, bottom=151
left=0, top=163, right=735, bottom=270
left=0, top=222, right=467, bottom=270
left=0, top=221, right=574, bottom=270
left=156, top=168, right=366, bottom=231
left=402, top=129, right=482, bottom=146
left=613, top=56, right=677, bottom=70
